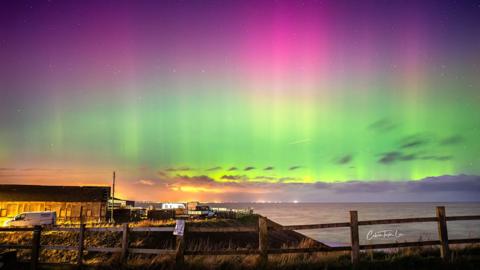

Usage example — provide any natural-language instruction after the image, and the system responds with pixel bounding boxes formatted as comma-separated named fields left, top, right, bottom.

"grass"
left=88, top=244, right=480, bottom=270
left=1, top=216, right=480, bottom=269
left=73, top=244, right=480, bottom=270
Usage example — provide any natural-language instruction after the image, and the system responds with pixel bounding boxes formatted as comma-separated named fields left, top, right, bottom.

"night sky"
left=1, top=1, right=479, bottom=201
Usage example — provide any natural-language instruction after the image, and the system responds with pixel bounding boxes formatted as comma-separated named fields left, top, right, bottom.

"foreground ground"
left=1, top=216, right=480, bottom=269
left=11, top=246, right=480, bottom=270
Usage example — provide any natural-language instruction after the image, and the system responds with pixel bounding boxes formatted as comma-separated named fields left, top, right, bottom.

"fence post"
left=350, top=210, right=360, bottom=266
left=175, top=223, right=185, bottom=270
left=436, top=206, right=450, bottom=262
left=79, top=206, right=84, bottom=225
left=31, top=225, right=42, bottom=270
left=120, top=223, right=129, bottom=263
left=258, top=216, right=268, bottom=270
left=77, top=223, right=86, bottom=267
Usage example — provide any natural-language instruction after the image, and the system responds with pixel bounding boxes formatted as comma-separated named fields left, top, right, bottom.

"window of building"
left=86, top=209, right=92, bottom=217
left=29, top=204, right=40, bottom=212
left=0, top=209, right=6, bottom=217
left=6, top=204, right=17, bottom=216
left=60, top=209, right=66, bottom=217
left=66, top=208, right=72, bottom=217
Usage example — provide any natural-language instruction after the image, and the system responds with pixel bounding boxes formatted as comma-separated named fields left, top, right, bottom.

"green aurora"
left=1, top=76, right=479, bottom=183
left=1, top=0, right=479, bottom=198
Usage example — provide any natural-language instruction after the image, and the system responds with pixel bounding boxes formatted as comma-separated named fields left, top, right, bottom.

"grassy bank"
left=1, top=216, right=480, bottom=269
left=10, top=244, right=480, bottom=270
left=1, top=215, right=320, bottom=265
left=59, top=245, right=480, bottom=270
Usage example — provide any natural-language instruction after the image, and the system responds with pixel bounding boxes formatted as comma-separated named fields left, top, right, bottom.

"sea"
left=210, top=202, right=480, bottom=246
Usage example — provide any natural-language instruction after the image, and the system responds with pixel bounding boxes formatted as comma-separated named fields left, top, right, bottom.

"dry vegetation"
left=84, top=244, right=480, bottom=270
left=1, top=216, right=480, bottom=269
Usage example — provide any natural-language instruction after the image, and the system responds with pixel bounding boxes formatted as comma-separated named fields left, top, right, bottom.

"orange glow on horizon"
left=175, top=186, right=224, bottom=193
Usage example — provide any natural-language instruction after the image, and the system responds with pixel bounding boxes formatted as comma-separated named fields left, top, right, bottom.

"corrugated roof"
left=0, top=185, right=110, bottom=202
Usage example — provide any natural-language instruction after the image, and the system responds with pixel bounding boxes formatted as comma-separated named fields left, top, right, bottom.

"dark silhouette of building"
left=0, top=185, right=110, bottom=223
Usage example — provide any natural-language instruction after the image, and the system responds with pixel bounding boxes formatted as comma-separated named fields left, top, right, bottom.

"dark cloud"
left=379, top=150, right=453, bottom=164
left=378, top=152, right=403, bottom=164
left=378, top=152, right=420, bottom=164
left=337, top=155, right=352, bottom=165
left=143, top=173, right=480, bottom=202
left=440, top=135, right=464, bottom=145
left=368, top=118, right=397, bottom=132
left=221, top=175, right=299, bottom=182
left=399, top=134, right=428, bottom=149
left=220, top=175, right=248, bottom=181
left=310, top=175, right=480, bottom=195
left=331, top=181, right=398, bottom=193
left=289, top=166, right=302, bottom=170
left=0, top=168, right=15, bottom=171
left=244, top=166, right=255, bottom=171
left=377, top=134, right=455, bottom=164
left=206, top=166, right=222, bottom=171
left=401, top=141, right=424, bottom=148
left=228, top=167, right=238, bottom=171
left=157, top=171, right=168, bottom=177
left=400, top=154, right=416, bottom=161
left=174, top=175, right=216, bottom=184
left=165, top=167, right=192, bottom=172
left=264, top=166, right=274, bottom=171
left=420, top=155, right=453, bottom=161
left=406, top=175, right=480, bottom=193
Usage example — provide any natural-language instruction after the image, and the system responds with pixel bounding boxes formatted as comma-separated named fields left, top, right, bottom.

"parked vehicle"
left=161, top=203, right=185, bottom=209
left=189, top=205, right=215, bottom=218
left=4, top=211, right=56, bottom=227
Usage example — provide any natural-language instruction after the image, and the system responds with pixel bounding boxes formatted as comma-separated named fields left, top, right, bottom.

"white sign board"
left=173, top=219, right=185, bottom=236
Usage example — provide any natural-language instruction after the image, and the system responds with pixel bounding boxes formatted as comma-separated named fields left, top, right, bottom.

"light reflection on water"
left=211, top=202, right=480, bottom=246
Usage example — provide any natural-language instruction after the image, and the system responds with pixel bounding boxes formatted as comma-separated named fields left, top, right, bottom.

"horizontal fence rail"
left=270, top=222, right=351, bottom=230
left=446, top=215, right=480, bottom=221
left=1, top=206, right=480, bottom=269
left=187, top=226, right=256, bottom=232
left=358, top=217, right=438, bottom=225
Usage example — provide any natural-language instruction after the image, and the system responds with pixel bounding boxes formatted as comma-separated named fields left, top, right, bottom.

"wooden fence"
left=1, top=206, right=479, bottom=269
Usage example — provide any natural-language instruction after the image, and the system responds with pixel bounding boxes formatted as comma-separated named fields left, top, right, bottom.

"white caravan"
left=161, top=203, right=185, bottom=209
left=4, top=211, right=57, bottom=227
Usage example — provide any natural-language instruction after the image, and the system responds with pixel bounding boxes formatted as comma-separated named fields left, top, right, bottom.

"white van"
left=4, top=211, right=57, bottom=227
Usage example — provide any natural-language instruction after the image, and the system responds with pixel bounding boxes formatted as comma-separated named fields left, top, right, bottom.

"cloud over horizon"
left=120, top=173, right=480, bottom=202
left=1, top=168, right=479, bottom=202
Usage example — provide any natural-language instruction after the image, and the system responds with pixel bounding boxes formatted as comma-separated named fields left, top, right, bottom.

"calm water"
left=211, top=202, right=480, bottom=246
